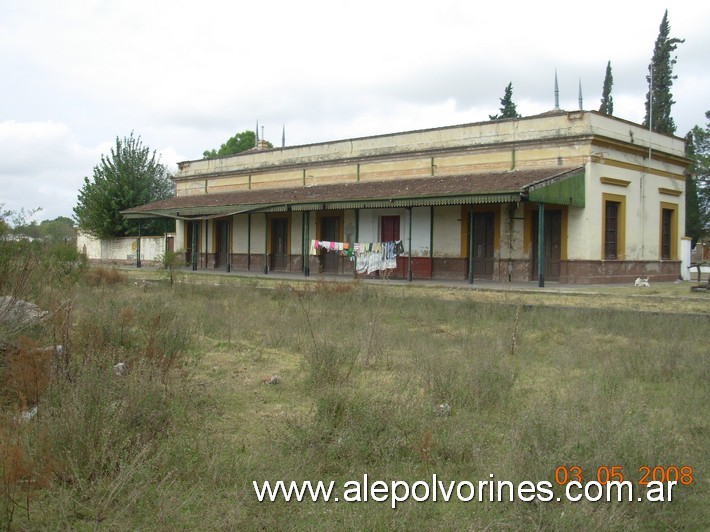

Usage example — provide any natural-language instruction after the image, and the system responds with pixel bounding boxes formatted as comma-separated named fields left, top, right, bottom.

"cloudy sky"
left=1, top=0, right=708, bottom=222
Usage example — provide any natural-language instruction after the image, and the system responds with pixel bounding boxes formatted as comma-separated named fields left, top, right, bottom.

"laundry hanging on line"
left=310, top=239, right=405, bottom=274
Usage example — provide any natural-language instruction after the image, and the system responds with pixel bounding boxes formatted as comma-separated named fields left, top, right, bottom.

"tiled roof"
left=123, top=167, right=584, bottom=218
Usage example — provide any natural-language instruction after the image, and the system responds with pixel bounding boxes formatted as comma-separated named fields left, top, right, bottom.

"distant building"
left=123, top=110, right=688, bottom=284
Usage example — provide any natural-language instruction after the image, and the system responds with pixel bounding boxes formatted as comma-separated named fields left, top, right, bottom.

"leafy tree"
left=39, top=217, right=76, bottom=243
left=489, top=82, right=521, bottom=120
left=0, top=206, right=42, bottom=238
left=203, top=130, right=273, bottom=158
left=0, top=205, right=10, bottom=236
left=643, top=10, right=684, bottom=135
left=686, top=112, right=710, bottom=243
left=74, top=133, right=174, bottom=238
left=6, top=215, right=76, bottom=243
left=14, top=220, right=42, bottom=239
left=599, top=61, right=614, bottom=115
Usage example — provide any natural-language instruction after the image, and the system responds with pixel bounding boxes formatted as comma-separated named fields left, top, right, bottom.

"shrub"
left=160, top=250, right=187, bottom=287
left=84, top=267, right=127, bottom=286
left=43, top=244, right=88, bottom=286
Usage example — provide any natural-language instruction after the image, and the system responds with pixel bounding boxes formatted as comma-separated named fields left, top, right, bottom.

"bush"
left=0, top=245, right=196, bottom=528
left=44, top=244, right=87, bottom=286
left=84, top=267, right=127, bottom=286
left=161, top=250, right=187, bottom=287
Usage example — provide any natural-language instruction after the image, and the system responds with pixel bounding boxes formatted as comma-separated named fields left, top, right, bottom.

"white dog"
left=634, top=277, right=650, bottom=288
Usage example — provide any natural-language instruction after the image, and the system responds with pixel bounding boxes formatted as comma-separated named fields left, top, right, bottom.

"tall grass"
left=0, top=243, right=197, bottom=528
left=2, top=265, right=708, bottom=529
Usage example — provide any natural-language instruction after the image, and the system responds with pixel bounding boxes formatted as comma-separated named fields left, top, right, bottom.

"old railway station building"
left=123, top=110, right=688, bottom=284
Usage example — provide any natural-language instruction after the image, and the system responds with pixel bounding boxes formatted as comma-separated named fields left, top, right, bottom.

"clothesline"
left=310, top=239, right=405, bottom=274
left=310, top=239, right=404, bottom=256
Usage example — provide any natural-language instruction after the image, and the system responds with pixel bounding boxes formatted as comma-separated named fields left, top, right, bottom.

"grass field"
left=2, top=268, right=709, bottom=530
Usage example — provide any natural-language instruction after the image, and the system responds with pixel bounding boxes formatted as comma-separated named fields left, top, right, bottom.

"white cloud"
left=0, top=121, right=103, bottom=221
left=1, top=0, right=708, bottom=220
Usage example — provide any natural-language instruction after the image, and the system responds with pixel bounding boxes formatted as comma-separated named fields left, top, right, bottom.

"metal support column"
left=429, top=206, right=434, bottom=259
left=136, top=220, right=142, bottom=268
left=301, top=212, right=310, bottom=274
left=354, top=209, right=360, bottom=277
left=407, top=207, right=413, bottom=282
left=355, top=209, right=360, bottom=242
left=303, top=211, right=311, bottom=277
left=226, top=218, right=231, bottom=272
left=263, top=213, right=268, bottom=274
left=247, top=214, right=251, bottom=271
left=538, top=203, right=545, bottom=288
left=191, top=220, right=198, bottom=271
left=467, top=209, right=474, bottom=284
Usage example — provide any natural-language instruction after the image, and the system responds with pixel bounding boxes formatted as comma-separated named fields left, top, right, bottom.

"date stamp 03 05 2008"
left=554, top=465, right=694, bottom=487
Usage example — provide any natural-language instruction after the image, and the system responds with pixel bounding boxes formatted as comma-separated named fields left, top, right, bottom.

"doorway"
left=531, top=209, right=561, bottom=281
left=271, top=218, right=289, bottom=270
left=215, top=219, right=229, bottom=269
left=472, top=212, right=495, bottom=277
left=320, top=216, right=340, bottom=273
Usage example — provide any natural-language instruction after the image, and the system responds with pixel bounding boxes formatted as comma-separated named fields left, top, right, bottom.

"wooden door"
left=531, top=210, right=561, bottom=281
left=320, top=216, right=340, bottom=273
left=472, top=212, right=495, bottom=277
left=271, top=218, right=289, bottom=270
left=215, top=220, right=229, bottom=269
left=381, top=215, right=400, bottom=242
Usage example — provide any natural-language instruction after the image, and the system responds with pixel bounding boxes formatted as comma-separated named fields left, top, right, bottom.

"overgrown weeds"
left=84, top=266, right=127, bottom=286
left=0, top=241, right=196, bottom=529
left=1, top=255, right=708, bottom=529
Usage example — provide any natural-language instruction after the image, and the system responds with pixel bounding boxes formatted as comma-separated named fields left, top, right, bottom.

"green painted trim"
left=527, top=170, right=585, bottom=207
left=537, top=204, right=545, bottom=287
left=355, top=209, right=359, bottom=242
left=468, top=210, right=474, bottom=284
left=429, top=206, right=434, bottom=257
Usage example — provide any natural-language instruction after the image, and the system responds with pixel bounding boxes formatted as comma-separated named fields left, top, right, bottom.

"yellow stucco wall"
left=172, top=112, right=688, bottom=266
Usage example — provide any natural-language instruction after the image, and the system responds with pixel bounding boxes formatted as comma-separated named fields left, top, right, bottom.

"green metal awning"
left=526, top=169, right=585, bottom=207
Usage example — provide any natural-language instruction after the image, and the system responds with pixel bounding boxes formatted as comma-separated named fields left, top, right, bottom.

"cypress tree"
left=489, top=82, right=521, bottom=120
left=599, top=61, right=614, bottom=115
left=643, top=10, right=684, bottom=134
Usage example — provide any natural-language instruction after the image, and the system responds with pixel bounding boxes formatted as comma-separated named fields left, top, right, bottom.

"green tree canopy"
left=0, top=206, right=42, bottom=237
left=203, top=130, right=273, bottom=158
left=0, top=205, right=10, bottom=236
left=73, top=133, right=174, bottom=238
left=1, top=210, right=75, bottom=243
left=599, top=61, right=614, bottom=116
left=686, top=111, right=710, bottom=243
left=489, top=82, right=521, bottom=120
left=38, top=217, right=76, bottom=243
left=643, top=10, right=684, bottom=134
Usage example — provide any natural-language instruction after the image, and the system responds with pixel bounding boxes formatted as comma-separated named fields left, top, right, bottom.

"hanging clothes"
left=395, top=240, right=405, bottom=255
left=312, top=238, right=405, bottom=274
